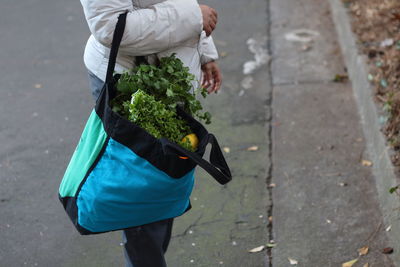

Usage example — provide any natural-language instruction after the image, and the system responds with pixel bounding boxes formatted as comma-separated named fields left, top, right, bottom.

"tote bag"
left=58, top=12, right=232, bottom=235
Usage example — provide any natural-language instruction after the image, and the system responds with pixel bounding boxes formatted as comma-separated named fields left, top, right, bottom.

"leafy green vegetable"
left=110, top=55, right=210, bottom=151
left=127, top=90, right=193, bottom=151
left=111, top=54, right=211, bottom=124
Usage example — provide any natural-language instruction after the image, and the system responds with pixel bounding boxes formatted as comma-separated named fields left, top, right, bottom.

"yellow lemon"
left=182, top=133, right=199, bottom=150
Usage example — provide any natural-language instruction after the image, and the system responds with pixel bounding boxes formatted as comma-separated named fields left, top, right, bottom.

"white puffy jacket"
left=80, top=0, right=219, bottom=82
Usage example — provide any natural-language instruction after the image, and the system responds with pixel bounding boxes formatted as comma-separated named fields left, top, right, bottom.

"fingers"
left=202, top=67, right=212, bottom=90
left=202, top=63, right=222, bottom=94
left=212, top=8, right=218, bottom=20
left=208, top=67, right=221, bottom=93
left=200, top=5, right=218, bottom=36
left=213, top=67, right=222, bottom=92
left=210, top=21, right=216, bottom=31
left=202, top=61, right=222, bottom=92
left=204, top=20, right=216, bottom=36
left=210, top=9, right=217, bottom=23
left=204, top=25, right=212, bottom=36
left=210, top=9, right=218, bottom=30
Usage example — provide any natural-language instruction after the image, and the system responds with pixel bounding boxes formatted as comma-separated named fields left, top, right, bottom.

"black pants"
left=88, top=71, right=174, bottom=267
left=123, top=219, right=174, bottom=267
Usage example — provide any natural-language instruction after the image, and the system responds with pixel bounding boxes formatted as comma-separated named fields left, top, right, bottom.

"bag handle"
left=105, top=12, right=148, bottom=84
left=161, top=134, right=232, bottom=185
left=105, top=12, right=128, bottom=84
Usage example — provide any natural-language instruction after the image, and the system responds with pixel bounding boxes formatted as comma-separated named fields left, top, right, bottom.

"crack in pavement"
left=172, top=214, right=226, bottom=239
left=266, top=0, right=274, bottom=266
left=172, top=213, right=203, bottom=238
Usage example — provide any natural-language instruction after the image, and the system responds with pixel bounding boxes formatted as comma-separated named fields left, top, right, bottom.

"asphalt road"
left=0, top=0, right=270, bottom=266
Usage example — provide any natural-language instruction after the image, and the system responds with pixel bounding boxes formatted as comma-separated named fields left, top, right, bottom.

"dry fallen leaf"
left=247, top=146, right=259, bottom=151
left=382, top=247, right=394, bottom=254
left=34, top=83, right=42, bottom=89
left=288, top=258, right=298, bottom=265
left=248, top=245, right=265, bottom=253
left=342, top=258, right=358, bottom=267
left=363, top=263, right=369, bottom=267
left=358, top=246, right=369, bottom=256
left=333, top=74, right=349, bottom=83
left=268, top=183, right=276, bottom=188
left=223, top=147, right=231, bottom=153
left=361, top=160, right=373, bottom=167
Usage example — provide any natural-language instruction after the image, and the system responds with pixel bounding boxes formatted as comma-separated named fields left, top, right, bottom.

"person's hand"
left=201, top=61, right=222, bottom=94
left=199, top=5, right=218, bottom=36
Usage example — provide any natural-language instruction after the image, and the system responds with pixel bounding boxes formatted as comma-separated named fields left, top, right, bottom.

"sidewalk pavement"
left=270, top=0, right=394, bottom=266
left=0, top=0, right=395, bottom=266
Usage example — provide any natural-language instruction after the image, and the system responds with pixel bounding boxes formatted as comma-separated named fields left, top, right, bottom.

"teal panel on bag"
left=59, top=110, right=108, bottom=198
left=77, top=137, right=195, bottom=232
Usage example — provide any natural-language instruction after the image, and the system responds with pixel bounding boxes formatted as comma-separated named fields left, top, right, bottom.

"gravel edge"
left=328, top=0, right=400, bottom=263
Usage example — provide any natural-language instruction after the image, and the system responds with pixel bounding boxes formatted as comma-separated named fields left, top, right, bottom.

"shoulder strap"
left=105, top=12, right=128, bottom=84
left=161, top=134, right=232, bottom=185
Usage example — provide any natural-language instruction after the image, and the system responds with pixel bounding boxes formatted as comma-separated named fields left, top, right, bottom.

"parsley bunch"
left=110, top=55, right=210, bottom=151
left=111, top=55, right=211, bottom=124
left=127, top=90, right=193, bottom=151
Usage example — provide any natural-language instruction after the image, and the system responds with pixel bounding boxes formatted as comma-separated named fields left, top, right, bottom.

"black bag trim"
left=59, top=195, right=94, bottom=235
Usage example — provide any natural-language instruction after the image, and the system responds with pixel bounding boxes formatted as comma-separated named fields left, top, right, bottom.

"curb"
left=329, top=0, right=400, bottom=263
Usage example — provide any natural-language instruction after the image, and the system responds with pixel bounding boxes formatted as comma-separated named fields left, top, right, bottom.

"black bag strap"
left=105, top=12, right=149, bottom=84
left=162, top=134, right=232, bottom=185
left=105, top=12, right=128, bottom=84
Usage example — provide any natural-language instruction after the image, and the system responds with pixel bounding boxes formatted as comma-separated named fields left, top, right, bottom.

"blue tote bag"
left=58, top=12, right=232, bottom=235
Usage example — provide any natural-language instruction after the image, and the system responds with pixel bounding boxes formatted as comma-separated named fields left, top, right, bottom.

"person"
left=79, top=0, right=222, bottom=266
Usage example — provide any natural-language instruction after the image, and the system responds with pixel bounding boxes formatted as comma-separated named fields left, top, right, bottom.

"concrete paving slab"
left=270, top=0, right=394, bottom=265
left=329, top=0, right=400, bottom=263
left=272, top=82, right=393, bottom=266
left=270, top=0, right=345, bottom=85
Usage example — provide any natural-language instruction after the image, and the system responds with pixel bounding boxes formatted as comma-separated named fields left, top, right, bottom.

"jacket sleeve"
left=198, top=31, right=219, bottom=65
left=80, top=0, right=203, bottom=55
